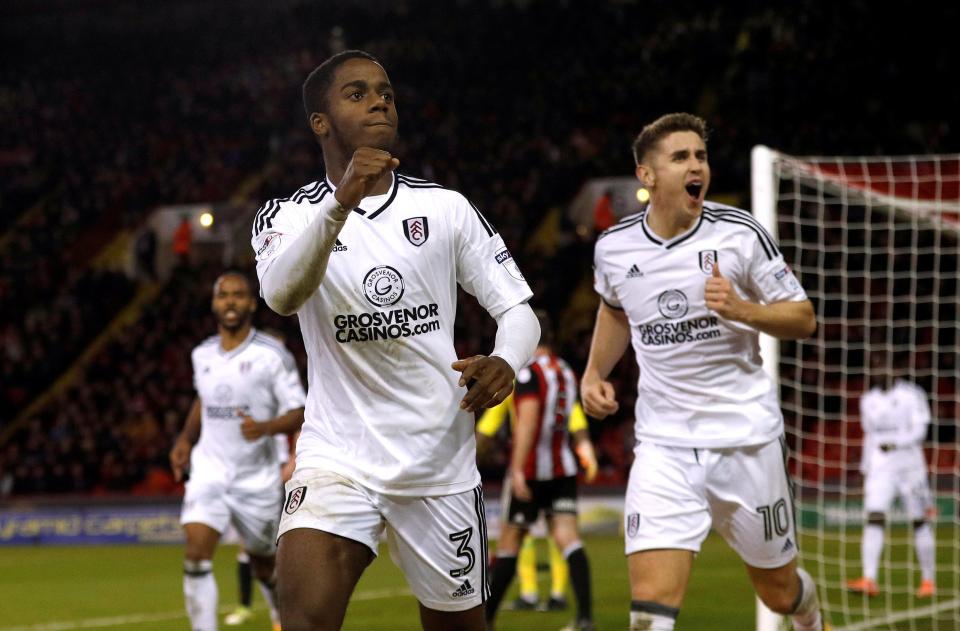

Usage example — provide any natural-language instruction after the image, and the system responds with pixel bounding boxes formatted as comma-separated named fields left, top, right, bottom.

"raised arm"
left=258, top=148, right=399, bottom=315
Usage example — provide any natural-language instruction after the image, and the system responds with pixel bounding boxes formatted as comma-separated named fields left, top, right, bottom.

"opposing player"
left=483, top=310, right=598, bottom=631
left=251, top=50, right=539, bottom=630
left=169, top=272, right=306, bottom=631
left=847, top=351, right=936, bottom=598
left=582, top=113, right=826, bottom=630
left=477, top=395, right=590, bottom=615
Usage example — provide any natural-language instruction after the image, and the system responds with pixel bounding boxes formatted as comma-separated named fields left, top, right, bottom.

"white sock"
left=184, top=560, right=218, bottom=631
left=257, top=577, right=280, bottom=624
left=914, top=522, right=936, bottom=582
left=630, top=601, right=678, bottom=630
left=862, top=524, right=884, bottom=581
left=790, top=568, right=822, bottom=631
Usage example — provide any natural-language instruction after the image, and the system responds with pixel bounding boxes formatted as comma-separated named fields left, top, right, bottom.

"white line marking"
left=0, top=587, right=412, bottom=630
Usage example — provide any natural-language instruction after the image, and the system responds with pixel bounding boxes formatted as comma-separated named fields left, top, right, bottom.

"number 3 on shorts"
left=447, top=527, right=475, bottom=578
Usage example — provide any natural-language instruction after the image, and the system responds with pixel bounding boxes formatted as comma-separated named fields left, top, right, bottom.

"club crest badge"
left=699, top=250, right=718, bottom=274
left=402, top=217, right=429, bottom=246
left=284, top=486, right=307, bottom=514
left=626, top=512, right=641, bottom=538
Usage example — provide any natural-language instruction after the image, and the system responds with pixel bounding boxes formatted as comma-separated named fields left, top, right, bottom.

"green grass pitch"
left=0, top=529, right=956, bottom=630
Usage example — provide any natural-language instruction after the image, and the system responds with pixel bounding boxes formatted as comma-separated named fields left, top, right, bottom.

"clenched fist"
left=335, top=147, right=400, bottom=210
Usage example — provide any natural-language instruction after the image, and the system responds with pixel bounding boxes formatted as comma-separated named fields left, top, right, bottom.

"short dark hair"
left=302, top=49, right=380, bottom=117
left=631, top=113, right=708, bottom=165
left=213, top=270, right=252, bottom=294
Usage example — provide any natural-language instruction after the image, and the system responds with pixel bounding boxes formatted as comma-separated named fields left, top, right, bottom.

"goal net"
left=752, top=147, right=960, bottom=631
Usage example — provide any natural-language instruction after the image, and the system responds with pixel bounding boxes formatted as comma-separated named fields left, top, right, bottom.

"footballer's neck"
left=646, top=202, right=700, bottom=240
left=219, top=323, right=252, bottom=352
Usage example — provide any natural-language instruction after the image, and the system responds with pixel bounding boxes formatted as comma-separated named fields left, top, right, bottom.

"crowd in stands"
left=0, top=0, right=956, bottom=496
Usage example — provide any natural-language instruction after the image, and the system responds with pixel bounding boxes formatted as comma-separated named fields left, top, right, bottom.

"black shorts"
left=502, top=475, right=578, bottom=528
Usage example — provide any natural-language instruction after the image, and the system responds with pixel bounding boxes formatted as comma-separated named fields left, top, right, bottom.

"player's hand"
left=451, top=355, right=515, bottom=413
left=580, top=375, right=619, bottom=419
left=169, top=437, right=192, bottom=483
left=335, top=147, right=400, bottom=210
left=510, top=468, right=533, bottom=502
left=239, top=410, right=270, bottom=441
left=704, top=262, right=749, bottom=322
left=575, top=441, right=599, bottom=484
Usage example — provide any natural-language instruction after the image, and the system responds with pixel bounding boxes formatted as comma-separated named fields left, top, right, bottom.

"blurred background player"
left=478, top=396, right=582, bottom=614
left=168, top=272, right=306, bottom=631
left=847, top=351, right=936, bottom=598
left=483, top=310, right=598, bottom=631
left=477, top=388, right=598, bottom=612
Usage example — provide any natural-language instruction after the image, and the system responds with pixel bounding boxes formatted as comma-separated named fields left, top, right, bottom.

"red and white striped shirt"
left=515, top=352, right=580, bottom=480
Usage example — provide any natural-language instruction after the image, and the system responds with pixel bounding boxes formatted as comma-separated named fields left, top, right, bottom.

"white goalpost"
left=752, top=146, right=960, bottom=631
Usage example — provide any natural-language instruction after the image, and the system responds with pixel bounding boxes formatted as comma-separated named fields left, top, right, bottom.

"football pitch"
left=1, top=530, right=956, bottom=630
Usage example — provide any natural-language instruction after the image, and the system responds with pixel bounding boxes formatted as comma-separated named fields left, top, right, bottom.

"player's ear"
left=309, top=112, right=329, bottom=138
left=636, top=163, right=654, bottom=188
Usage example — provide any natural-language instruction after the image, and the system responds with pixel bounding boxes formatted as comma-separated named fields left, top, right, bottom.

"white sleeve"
left=271, top=349, right=307, bottom=416
left=745, top=229, right=809, bottom=304
left=902, top=387, right=931, bottom=446
left=252, top=193, right=350, bottom=315
left=453, top=195, right=533, bottom=318
left=592, top=243, right=622, bottom=309
left=490, top=302, right=540, bottom=374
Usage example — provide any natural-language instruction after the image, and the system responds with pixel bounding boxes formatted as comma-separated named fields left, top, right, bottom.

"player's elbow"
left=263, top=290, right=301, bottom=316
left=799, top=306, right=817, bottom=338
left=798, top=313, right=817, bottom=339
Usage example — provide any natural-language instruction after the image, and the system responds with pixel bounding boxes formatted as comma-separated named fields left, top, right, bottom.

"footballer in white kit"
left=254, top=170, right=532, bottom=609
left=594, top=200, right=808, bottom=564
left=582, top=113, right=824, bottom=630
left=847, top=363, right=936, bottom=598
left=251, top=51, right=539, bottom=626
left=182, top=328, right=305, bottom=552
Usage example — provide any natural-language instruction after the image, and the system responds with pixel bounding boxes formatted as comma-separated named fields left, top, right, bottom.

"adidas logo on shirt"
left=451, top=579, right=475, bottom=598
left=626, top=264, right=644, bottom=278
left=781, top=538, right=794, bottom=554
left=333, top=239, right=348, bottom=252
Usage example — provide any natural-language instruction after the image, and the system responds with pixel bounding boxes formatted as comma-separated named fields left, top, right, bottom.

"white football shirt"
left=252, top=173, right=533, bottom=496
left=191, top=328, right=306, bottom=487
left=859, top=379, right=931, bottom=474
left=593, top=202, right=809, bottom=448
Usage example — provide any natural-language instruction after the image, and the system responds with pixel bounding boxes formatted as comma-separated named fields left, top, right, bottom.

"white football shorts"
left=278, top=468, right=490, bottom=612
left=624, top=437, right=798, bottom=569
left=864, top=451, right=933, bottom=518
left=180, top=476, right=283, bottom=556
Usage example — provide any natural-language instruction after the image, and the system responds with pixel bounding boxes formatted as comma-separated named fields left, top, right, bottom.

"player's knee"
left=760, top=589, right=798, bottom=615
left=867, top=512, right=885, bottom=527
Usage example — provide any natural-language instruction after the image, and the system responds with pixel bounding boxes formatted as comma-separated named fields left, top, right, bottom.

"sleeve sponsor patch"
left=255, top=233, right=282, bottom=260
left=495, top=248, right=525, bottom=280
left=774, top=265, right=801, bottom=291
